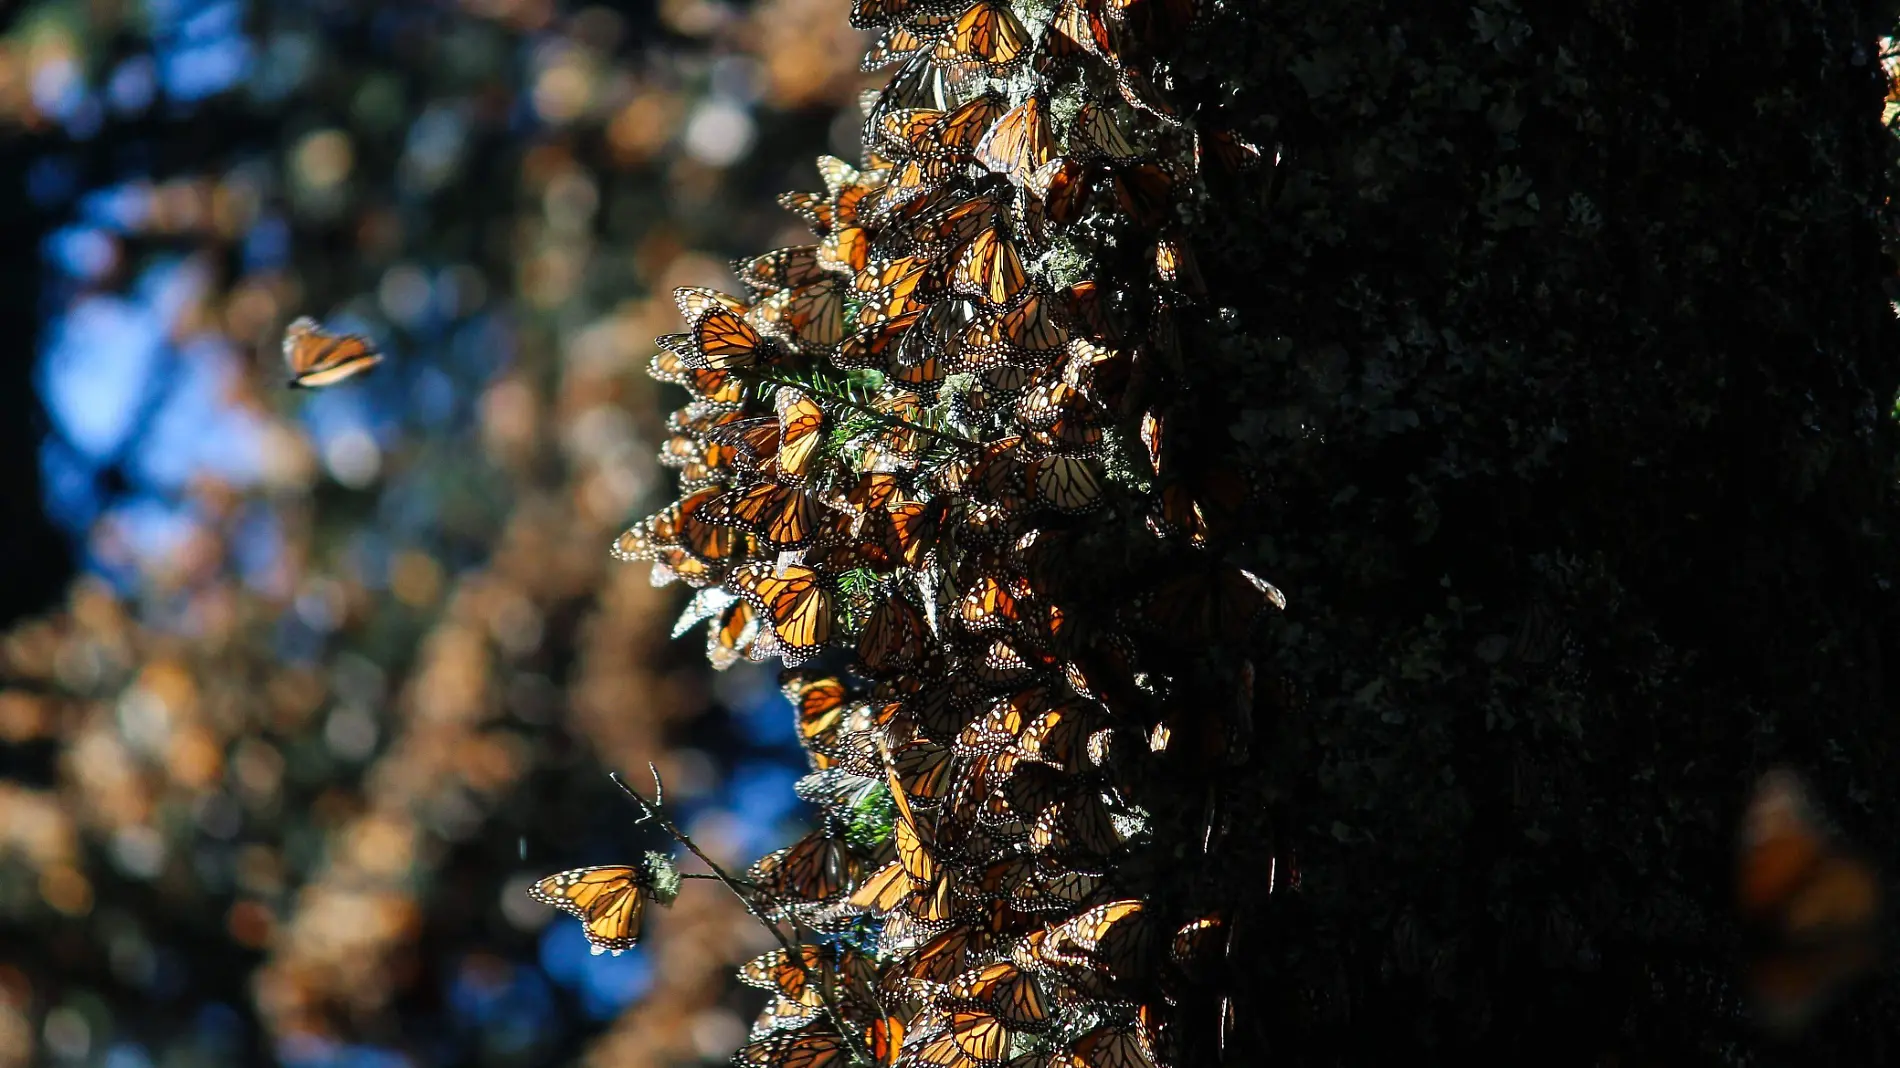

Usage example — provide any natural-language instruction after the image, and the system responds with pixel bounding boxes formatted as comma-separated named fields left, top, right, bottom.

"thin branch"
left=610, top=768, right=871, bottom=1065
left=750, top=372, right=979, bottom=448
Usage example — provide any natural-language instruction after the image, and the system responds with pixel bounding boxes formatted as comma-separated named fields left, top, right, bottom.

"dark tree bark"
left=1183, top=2, right=1900, bottom=1063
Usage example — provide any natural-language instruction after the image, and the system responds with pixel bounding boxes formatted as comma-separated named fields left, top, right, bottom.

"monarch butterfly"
left=281, top=317, right=384, bottom=389
left=976, top=94, right=1054, bottom=187
left=1109, top=162, right=1177, bottom=231
left=1069, top=100, right=1139, bottom=160
left=862, top=26, right=929, bottom=70
left=954, top=226, right=1029, bottom=308
left=1018, top=156, right=1098, bottom=240
left=636, top=485, right=747, bottom=565
left=756, top=278, right=847, bottom=347
left=737, top=245, right=830, bottom=297
left=1017, top=699, right=1105, bottom=772
left=775, top=389, right=828, bottom=483
left=1015, top=377, right=1106, bottom=456
left=1151, top=231, right=1206, bottom=298
left=731, top=562, right=835, bottom=665
left=1028, top=789, right=1121, bottom=857
left=1194, top=125, right=1267, bottom=177
left=1065, top=1023, right=1159, bottom=1068
left=865, top=1014, right=907, bottom=1066
left=820, top=224, right=874, bottom=275
left=1028, top=899, right=1155, bottom=998
left=527, top=865, right=653, bottom=955
left=734, top=1028, right=849, bottom=1068
left=950, top=961, right=1050, bottom=1028
left=1047, top=0, right=1115, bottom=64
left=848, top=0, right=961, bottom=29
left=1736, top=768, right=1881, bottom=1037
left=707, top=597, right=765, bottom=670
left=707, top=482, right=821, bottom=550
left=783, top=673, right=850, bottom=763
left=818, top=154, right=888, bottom=215
left=1027, top=455, right=1105, bottom=514
left=649, top=347, right=748, bottom=408
left=857, top=256, right=941, bottom=328
left=1169, top=913, right=1227, bottom=977
left=881, top=93, right=1004, bottom=162
left=859, top=593, right=931, bottom=673
left=689, top=305, right=784, bottom=370
left=1137, top=563, right=1285, bottom=645
left=749, top=827, right=860, bottom=907
left=739, top=943, right=880, bottom=1012
left=937, top=0, right=1031, bottom=75
left=836, top=308, right=927, bottom=371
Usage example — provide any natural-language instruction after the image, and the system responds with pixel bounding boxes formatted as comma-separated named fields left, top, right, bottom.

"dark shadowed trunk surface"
left=1174, top=2, right=1900, bottom=1063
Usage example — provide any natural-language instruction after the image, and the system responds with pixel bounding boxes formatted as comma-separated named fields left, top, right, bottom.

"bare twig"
left=609, top=768, right=871, bottom=1064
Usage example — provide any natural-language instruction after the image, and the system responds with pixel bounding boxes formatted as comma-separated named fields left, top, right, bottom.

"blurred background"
left=0, top=1, right=872, bottom=1064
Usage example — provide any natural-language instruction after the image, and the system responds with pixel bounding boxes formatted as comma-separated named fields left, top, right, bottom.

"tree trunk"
left=1190, top=2, right=1900, bottom=1062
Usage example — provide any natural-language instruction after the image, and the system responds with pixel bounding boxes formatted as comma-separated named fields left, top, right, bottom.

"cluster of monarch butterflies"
left=603, top=0, right=1283, bottom=1065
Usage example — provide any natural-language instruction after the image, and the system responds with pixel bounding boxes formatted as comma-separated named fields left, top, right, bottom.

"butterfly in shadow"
left=1735, top=767, right=1882, bottom=1038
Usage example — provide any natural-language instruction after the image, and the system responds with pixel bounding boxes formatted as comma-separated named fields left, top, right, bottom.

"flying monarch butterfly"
left=954, top=225, right=1029, bottom=308
left=281, top=317, right=384, bottom=389
left=937, top=0, right=1031, bottom=75
left=976, top=94, right=1054, bottom=187
left=731, top=562, right=835, bottom=665
left=1736, top=768, right=1882, bottom=1037
left=527, top=864, right=654, bottom=955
